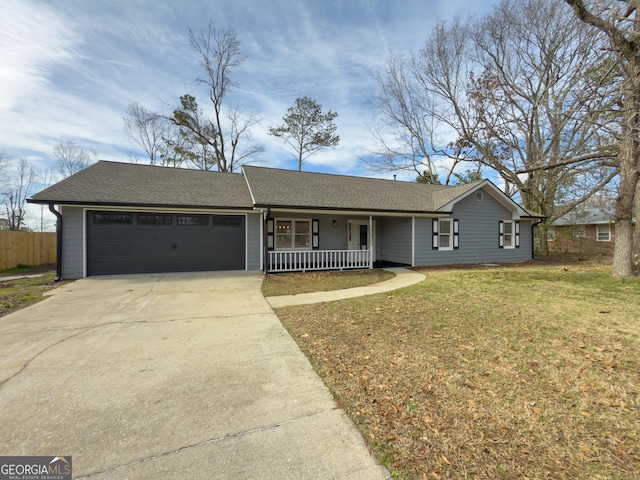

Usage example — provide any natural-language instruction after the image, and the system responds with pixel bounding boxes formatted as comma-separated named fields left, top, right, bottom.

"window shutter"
left=515, top=221, right=520, bottom=248
left=267, top=218, right=274, bottom=250
left=432, top=219, right=438, bottom=249
left=453, top=219, right=459, bottom=249
left=498, top=221, right=504, bottom=248
left=312, top=219, right=320, bottom=250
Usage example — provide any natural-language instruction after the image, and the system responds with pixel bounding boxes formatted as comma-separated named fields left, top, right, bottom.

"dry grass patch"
left=261, top=268, right=395, bottom=297
left=275, top=263, right=640, bottom=479
left=0, top=274, right=62, bottom=317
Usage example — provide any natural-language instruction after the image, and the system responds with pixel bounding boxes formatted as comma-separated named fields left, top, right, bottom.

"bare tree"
left=565, top=0, right=639, bottom=277
left=2, top=158, right=36, bottom=231
left=373, top=0, right=619, bottom=253
left=53, top=140, right=96, bottom=178
left=467, top=0, right=618, bottom=213
left=123, top=102, right=172, bottom=166
left=369, top=53, right=469, bottom=184
left=0, top=151, right=11, bottom=230
left=169, top=22, right=262, bottom=172
left=0, top=151, right=9, bottom=188
left=38, top=167, right=56, bottom=232
left=268, top=96, right=339, bottom=171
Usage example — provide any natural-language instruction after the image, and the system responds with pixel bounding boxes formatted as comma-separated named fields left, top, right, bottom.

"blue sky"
left=1, top=0, right=499, bottom=228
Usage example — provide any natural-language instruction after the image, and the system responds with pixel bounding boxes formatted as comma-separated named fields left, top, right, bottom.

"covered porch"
left=263, top=212, right=413, bottom=273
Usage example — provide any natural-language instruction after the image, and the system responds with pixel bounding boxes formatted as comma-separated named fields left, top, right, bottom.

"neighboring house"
left=548, top=208, right=616, bottom=255
left=28, top=161, right=543, bottom=279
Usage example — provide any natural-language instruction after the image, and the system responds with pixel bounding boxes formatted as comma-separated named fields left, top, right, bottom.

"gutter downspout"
left=48, top=204, right=62, bottom=282
left=531, top=218, right=545, bottom=260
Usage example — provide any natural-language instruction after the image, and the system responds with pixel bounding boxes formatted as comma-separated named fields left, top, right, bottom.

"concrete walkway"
left=265, top=267, right=426, bottom=308
left=0, top=272, right=55, bottom=281
left=0, top=271, right=390, bottom=479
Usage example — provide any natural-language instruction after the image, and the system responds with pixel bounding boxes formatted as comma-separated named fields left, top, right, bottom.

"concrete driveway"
left=0, top=271, right=389, bottom=479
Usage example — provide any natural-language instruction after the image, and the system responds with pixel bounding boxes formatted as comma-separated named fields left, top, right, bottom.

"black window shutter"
left=515, top=221, right=520, bottom=248
left=453, top=219, right=459, bottom=249
left=432, top=219, right=438, bottom=249
left=498, top=220, right=504, bottom=248
left=312, top=219, right=320, bottom=250
left=267, top=218, right=274, bottom=251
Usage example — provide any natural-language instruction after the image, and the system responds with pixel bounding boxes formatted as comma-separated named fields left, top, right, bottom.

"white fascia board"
left=260, top=207, right=449, bottom=218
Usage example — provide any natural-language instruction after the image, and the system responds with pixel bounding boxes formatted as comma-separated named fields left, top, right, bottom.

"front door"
left=348, top=220, right=376, bottom=258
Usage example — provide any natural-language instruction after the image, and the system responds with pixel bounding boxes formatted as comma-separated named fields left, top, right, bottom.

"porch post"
left=369, top=215, right=373, bottom=269
left=263, top=209, right=271, bottom=273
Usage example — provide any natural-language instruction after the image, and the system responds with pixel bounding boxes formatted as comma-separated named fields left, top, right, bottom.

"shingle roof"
left=29, top=161, right=537, bottom=217
left=29, top=161, right=254, bottom=209
left=242, top=165, right=480, bottom=213
left=553, top=208, right=615, bottom=226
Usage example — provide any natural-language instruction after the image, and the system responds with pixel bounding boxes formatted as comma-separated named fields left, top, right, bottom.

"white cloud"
left=1, top=0, right=501, bottom=183
left=0, top=1, right=81, bottom=110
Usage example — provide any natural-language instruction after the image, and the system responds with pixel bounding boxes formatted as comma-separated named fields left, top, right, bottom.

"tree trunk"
left=536, top=223, right=550, bottom=256
left=564, top=0, right=640, bottom=278
left=633, top=179, right=640, bottom=272
left=612, top=74, right=639, bottom=278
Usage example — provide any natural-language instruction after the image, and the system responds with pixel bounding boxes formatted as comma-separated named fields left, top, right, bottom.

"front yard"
left=0, top=264, right=62, bottom=318
left=262, top=268, right=395, bottom=296
left=273, top=262, right=640, bottom=479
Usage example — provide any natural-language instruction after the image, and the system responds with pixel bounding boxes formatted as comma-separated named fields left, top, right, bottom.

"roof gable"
left=438, top=180, right=544, bottom=219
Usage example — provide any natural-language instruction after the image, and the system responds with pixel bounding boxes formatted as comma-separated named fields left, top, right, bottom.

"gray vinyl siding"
left=414, top=191, right=533, bottom=266
left=60, top=206, right=85, bottom=279
left=246, top=213, right=261, bottom=270
left=379, top=216, right=412, bottom=265
left=320, top=214, right=381, bottom=251
left=319, top=215, right=348, bottom=250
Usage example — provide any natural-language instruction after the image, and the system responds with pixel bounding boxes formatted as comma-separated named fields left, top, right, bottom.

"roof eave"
left=254, top=204, right=446, bottom=217
left=27, top=198, right=254, bottom=211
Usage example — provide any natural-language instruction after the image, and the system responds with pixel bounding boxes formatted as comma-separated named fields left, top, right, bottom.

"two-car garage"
left=87, top=211, right=246, bottom=275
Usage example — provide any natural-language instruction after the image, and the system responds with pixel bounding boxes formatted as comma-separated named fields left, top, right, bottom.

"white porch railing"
left=268, top=249, right=372, bottom=273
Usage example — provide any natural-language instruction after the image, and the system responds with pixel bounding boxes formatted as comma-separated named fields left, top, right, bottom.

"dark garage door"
left=87, top=211, right=245, bottom=275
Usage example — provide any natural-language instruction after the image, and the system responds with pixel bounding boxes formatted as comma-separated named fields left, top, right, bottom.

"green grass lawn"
left=273, top=262, right=640, bottom=479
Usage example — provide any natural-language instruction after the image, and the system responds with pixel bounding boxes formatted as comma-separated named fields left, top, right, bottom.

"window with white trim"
left=439, top=219, right=453, bottom=250
left=572, top=225, right=586, bottom=238
left=499, top=220, right=520, bottom=249
left=596, top=224, right=611, bottom=242
left=275, top=219, right=311, bottom=249
left=432, top=218, right=459, bottom=251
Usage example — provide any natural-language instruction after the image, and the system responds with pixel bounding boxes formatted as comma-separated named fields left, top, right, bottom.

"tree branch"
left=515, top=151, right=619, bottom=174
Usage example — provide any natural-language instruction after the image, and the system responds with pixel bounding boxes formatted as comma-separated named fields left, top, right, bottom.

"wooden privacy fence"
left=0, top=231, right=57, bottom=270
